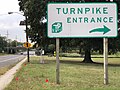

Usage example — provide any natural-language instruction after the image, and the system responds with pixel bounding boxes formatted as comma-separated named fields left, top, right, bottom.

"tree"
left=0, top=36, right=7, bottom=53
left=18, top=0, right=120, bottom=63
left=11, top=40, right=17, bottom=47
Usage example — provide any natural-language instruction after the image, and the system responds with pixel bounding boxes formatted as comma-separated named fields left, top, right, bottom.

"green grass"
left=0, top=63, right=19, bottom=76
left=0, top=53, right=8, bottom=56
left=5, top=56, right=120, bottom=90
left=0, top=66, right=11, bottom=75
left=60, top=52, right=120, bottom=58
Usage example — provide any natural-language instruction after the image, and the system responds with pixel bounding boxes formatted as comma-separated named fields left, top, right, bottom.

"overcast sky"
left=0, top=0, right=26, bottom=42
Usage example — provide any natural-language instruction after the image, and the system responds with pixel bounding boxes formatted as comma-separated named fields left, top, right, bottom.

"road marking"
left=0, top=56, right=24, bottom=63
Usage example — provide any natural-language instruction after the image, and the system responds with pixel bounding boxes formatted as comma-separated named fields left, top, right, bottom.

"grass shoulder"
left=5, top=56, right=120, bottom=90
left=0, top=64, right=16, bottom=76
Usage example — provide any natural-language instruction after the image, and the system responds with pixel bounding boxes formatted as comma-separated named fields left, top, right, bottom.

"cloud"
left=0, top=0, right=19, bottom=13
left=0, top=0, right=27, bottom=42
left=0, top=22, right=22, bottom=30
left=0, top=14, right=24, bottom=30
left=0, top=14, right=26, bottom=42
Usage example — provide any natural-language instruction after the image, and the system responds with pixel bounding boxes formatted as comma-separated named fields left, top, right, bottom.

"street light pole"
left=25, top=14, right=30, bottom=62
left=8, top=11, right=30, bottom=62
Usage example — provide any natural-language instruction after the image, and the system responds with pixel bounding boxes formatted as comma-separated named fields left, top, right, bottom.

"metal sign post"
left=104, top=0, right=113, bottom=85
left=56, top=38, right=60, bottom=84
left=104, top=38, right=108, bottom=85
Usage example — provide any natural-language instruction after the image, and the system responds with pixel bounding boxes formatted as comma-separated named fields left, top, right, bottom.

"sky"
left=0, top=0, right=26, bottom=42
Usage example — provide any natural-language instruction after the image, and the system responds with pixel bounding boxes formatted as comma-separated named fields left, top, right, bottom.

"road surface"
left=0, top=55, right=25, bottom=68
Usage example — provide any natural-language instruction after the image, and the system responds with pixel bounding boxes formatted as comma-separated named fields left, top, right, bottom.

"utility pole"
left=16, top=35, right=17, bottom=47
left=6, top=30, right=9, bottom=40
left=15, top=35, right=18, bottom=53
left=25, top=14, right=30, bottom=62
left=6, top=30, right=9, bottom=53
left=8, top=11, right=30, bottom=62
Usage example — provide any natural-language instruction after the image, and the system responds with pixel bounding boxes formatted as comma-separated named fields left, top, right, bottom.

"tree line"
left=0, top=35, right=23, bottom=54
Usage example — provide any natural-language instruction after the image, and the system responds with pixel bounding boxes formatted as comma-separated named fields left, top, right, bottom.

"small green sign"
left=52, top=22, right=62, bottom=33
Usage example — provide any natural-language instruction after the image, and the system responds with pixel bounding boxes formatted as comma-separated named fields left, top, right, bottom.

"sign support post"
left=103, top=38, right=108, bottom=85
left=56, top=38, right=60, bottom=84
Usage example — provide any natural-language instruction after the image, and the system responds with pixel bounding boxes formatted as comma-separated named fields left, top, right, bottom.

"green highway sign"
left=47, top=3, right=117, bottom=38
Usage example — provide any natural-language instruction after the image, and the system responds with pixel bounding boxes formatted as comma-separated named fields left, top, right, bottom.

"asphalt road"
left=0, top=55, right=25, bottom=68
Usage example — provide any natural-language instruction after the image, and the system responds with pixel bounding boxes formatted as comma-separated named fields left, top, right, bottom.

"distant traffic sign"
left=47, top=3, right=117, bottom=38
left=23, top=42, right=31, bottom=48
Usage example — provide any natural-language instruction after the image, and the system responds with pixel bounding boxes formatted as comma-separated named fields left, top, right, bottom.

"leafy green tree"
left=0, top=36, right=7, bottom=53
left=48, top=44, right=55, bottom=54
left=18, top=0, right=120, bottom=63
left=11, top=40, right=17, bottom=47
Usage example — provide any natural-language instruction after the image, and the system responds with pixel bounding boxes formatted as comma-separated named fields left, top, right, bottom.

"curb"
left=0, top=57, right=27, bottom=90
